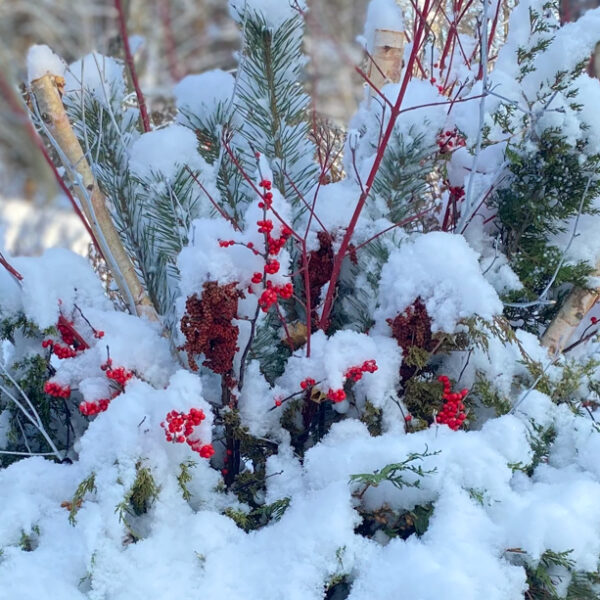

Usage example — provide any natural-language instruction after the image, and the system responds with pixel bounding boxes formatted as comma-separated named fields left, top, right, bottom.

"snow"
left=64, top=53, right=126, bottom=109
left=373, top=232, right=503, bottom=333
left=26, top=44, right=66, bottom=83
left=5, top=378, right=600, bottom=599
left=174, top=70, right=235, bottom=127
left=3, top=248, right=110, bottom=329
left=128, top=124, right=209, bottom=181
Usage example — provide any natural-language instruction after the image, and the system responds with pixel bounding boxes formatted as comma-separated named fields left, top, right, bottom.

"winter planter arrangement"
left=3, top=0, right=600, bottom=597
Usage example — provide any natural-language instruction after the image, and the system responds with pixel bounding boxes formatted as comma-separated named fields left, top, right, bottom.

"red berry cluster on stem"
left=300, top=377, right=316, bottom=390
left=258, top=281, right=293, bottom=312
left=436, top=375, right=468, bottom=430
left=78, top=358, right=134, bottom=416
left=327, top=388, right=346, bottom=403
left=42, top=314, right=92, bottom=360
left=344, top=359, right=378, bottom=382
left=161, top=408, right=214, bottom=458
left=217, top=176, right=294, bottom=314
left=106, top=366, right=133, bottom=387
left=79, top=397, right=113, bottom=416
left=437, top=128, right=466, bottom=154
left=43, top=381, right=71, bottom=398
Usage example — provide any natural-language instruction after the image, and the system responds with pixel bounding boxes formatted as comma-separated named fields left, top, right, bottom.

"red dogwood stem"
left=318, top=0, right=432, bottom=331
left=115, top=0, right=151, bottom=132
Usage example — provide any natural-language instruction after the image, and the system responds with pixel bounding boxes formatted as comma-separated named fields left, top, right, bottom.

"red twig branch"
left=0, top=252, right=23, bottom=282
left=318, top=0, right=433, bottom=331
left=158, top=0, right=183, bottom=81
left=185, top=166, right=241, bottom=231
left=114, top=0, right=151, bottom=132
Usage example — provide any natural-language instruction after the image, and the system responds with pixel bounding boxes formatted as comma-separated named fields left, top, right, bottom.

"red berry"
left=199, top=444, right=215, bottom=459
left=264, top=260, right=280, bottom=275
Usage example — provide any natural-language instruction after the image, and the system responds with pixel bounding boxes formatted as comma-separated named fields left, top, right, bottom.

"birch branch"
left=29, top=72, right=158, bottom=321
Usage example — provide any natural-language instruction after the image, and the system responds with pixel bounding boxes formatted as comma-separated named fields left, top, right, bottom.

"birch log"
left=30, top=72, right=158, bottom=321
left=368, top=29, right=404, bottom=98
left=541, top=286, right=599, bottom=353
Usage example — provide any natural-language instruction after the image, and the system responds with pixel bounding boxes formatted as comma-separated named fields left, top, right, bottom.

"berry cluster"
left=42, top=340, right=78, bottom=359
left=436, top=375, right=468, bottom=430
left=264, top=259, right=280, bottom=275
left=43, top=381, right=71, bottom=398
left=258, top=178, right=273, bottom=209
left=344, top=359, right=378, bottom=382
left=42, top=314, right=94, bottom=361
left=217, top=176, right=294, bottom=314
left=77, top=359, right=134, bottom=416
left=591, top=316, right=598, bottom=325
left=79, top=398, right=111, bottom=416
left=161, top=408, right=214, bottom=458
left=42, top=313, right=113, bottom=407
left=300, top=377, right=316, bottom=390
left=436, top=129, right=466, bottom=154
left=105, top=365, right=133, bottom=387
left=327, top=388, right=346, bottom=402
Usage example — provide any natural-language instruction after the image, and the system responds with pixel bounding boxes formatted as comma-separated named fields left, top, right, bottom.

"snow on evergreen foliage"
left=4, top=0, right=600, bottom=598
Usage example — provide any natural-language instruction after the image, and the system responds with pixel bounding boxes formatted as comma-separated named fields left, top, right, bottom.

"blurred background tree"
left=0, top=0, right=368, bottom=205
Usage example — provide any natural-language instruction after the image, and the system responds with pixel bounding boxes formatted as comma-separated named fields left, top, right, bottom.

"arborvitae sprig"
left=489, top=4, right=600, bottom=329
left=0, top=315, right=67, bottom=465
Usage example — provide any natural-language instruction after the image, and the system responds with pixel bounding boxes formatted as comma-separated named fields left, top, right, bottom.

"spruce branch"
left=29, top=72, right=158, bottom=321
